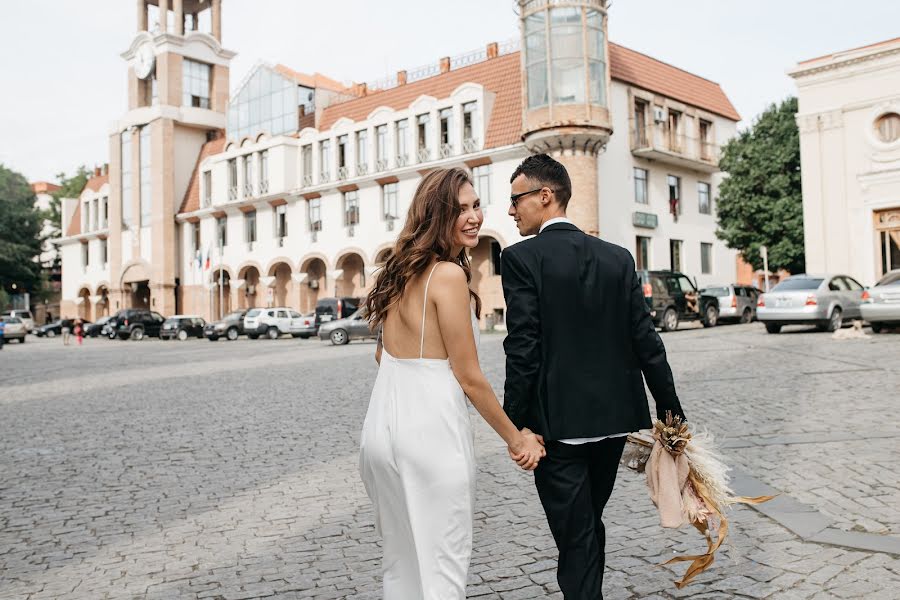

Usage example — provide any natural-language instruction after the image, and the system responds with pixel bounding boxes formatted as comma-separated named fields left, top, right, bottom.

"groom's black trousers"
left=534, top=436, right=627, bottom=600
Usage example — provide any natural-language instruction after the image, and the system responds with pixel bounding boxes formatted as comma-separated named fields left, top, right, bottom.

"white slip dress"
left=359, top=263, right=479, bottom=600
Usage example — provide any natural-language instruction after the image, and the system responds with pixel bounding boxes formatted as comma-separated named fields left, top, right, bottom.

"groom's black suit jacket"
left=501, top=222, right=686, bottom=441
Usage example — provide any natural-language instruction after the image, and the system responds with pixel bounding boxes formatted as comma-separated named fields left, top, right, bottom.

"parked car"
left=756, top=274, right=865, bottom=334
left=104, top=311, right=124, bottom=339
left=637, top=270, right=720, bottom=331
left=160, top=315, right=207, bottom=340
left=85, top=316, right=113, bottom=338
left=243, top=307, right=314, bottom=339
left=861, top=269, right=900, bottom=333
left=318, top=309, right=378, bottom=345
left=204, top=310, right=247, bottom=341
left=35, top=320, right=63, bottom=337
left=700, top=284, right=762, bottom=324
left=315, top=297, right=360, bottom=327
left=6, top=309, right=35, bottom=332
left=294, top=312, right=317, bottom=339
left=0, top=316, right=27, bottom=343
left=114, top=309, right=166, bottom=340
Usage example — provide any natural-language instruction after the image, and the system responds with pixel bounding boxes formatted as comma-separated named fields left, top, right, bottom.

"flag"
left=204, top=245, right=210, bottom=271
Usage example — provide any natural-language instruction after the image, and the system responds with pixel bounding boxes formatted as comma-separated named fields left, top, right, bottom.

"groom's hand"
left=508, top=428, right=546, bottom=470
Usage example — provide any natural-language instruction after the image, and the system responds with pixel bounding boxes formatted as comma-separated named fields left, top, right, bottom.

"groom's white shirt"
left=539, top=217, right=629, bottom=446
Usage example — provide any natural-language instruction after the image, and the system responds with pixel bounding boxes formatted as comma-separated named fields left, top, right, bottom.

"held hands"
left=508, top=428, right=546, bottom=471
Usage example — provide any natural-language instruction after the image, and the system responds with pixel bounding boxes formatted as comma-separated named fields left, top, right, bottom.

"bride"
left=359, top=167, right=545, bottom=599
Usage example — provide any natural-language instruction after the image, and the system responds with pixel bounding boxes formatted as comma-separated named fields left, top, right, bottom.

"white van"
left=7, top=310, right=35, bottom=332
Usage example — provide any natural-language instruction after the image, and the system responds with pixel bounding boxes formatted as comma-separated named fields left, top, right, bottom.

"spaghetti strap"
left=420, top=262, right=442, bottom=358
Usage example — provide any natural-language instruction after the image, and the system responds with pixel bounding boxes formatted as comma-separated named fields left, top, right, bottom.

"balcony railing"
left=242, top=183, right=254, bottom=198
left=337, top=166, right=349, bottom=180
left=357, top=163, right=368, bottom=176
left=319, top=171, right=331, bottom=184
left=417, top=147, right=431, bottom=163
left=375, top=158, right=388, bottom=171
left=439, top=143, right=454, bottom=159
left=228, top=186, right=238, bottom=202
left=259, top=180, right=269, bottom=194
left=630, top=124, right=720, bottom=173
left=302, top=174, right=313, bottom=187
left=396, top=154, right=409, bottom=167
left=462, top=137, right=479, bottom=153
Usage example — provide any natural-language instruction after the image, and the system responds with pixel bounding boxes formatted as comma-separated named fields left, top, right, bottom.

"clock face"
left=134, top=42, right=155, bottom=80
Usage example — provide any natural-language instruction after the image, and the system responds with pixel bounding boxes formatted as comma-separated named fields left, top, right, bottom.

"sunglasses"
left=509, top=187, right=551, bottom=209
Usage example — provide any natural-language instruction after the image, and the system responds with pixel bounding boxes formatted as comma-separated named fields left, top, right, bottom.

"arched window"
left=875, top=113, right=900, bottom=144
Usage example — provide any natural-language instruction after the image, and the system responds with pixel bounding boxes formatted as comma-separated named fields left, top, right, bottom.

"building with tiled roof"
left=57, top=0, right=743, bottom=326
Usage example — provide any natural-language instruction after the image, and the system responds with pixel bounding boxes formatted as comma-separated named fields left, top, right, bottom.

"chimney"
left=440, top=57, right=451, bottom=74
left=397, top=70, right=407, bottom=86
left=358, top=82, right=367, bottom=97
left=487, top=42, right=499, bottom=59
left=94, top=166, right=101, bottom=177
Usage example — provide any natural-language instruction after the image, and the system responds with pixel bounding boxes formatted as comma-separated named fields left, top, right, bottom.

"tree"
left=716, top=97, right=805, bottom=274
left=0, top=163, right=43, bottom=294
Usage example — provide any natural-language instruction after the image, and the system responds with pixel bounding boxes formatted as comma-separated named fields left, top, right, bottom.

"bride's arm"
left=431, top=263, right=544, bottom=469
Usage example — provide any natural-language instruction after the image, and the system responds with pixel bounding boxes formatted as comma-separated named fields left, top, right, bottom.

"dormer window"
left=462, top=101, right=478, bottom=150
left=439, top=108, right=453, bottom=156
left=416, top=114, right=431, bottom=162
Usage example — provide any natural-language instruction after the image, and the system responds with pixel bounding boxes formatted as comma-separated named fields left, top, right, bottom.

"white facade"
left=59, top=180, right=112, bottom=319
left=790, top=38, right=900, bottom=285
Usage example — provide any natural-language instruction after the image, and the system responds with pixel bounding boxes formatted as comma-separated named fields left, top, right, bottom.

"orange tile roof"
left=799, top=36, right=900, bottom=65
left=179, top=135, right=227, bottom=214
left=66, top=201, right=81, bottom=237
left=31, top=181, right=61, bottom=194
left=608, top=43, right=740, bottom=121
left=319, top=52, right=523, bottom=148
left=274, top=65, right=348, bottom=93
left=83, top=174, right=109, bottom=193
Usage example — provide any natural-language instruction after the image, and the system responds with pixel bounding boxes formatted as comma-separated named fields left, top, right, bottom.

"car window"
left=277, top=310, right=288, bottom=318
left=664, top=276, right=681, bottom=295
left=677, top=276, right=696, bottom=293
left=290, top=311, right=302, bottom=318
left=701, top=286, right=730, bottom=297
left=6, top=317, right=21, bottom=324
left=829, top=277, right=849, bottom=291
left=842, top=277, right=864, bottom=291
left=876, top=271, right=900, bottom=287
left=225, top=311, right=244, bottom=320
left=650, top=276, right=667, bottom=297
left=267, top=310, right=276, bottom=318
left=246, top=309, right=261, bottom=317
left=773, top=278, right=823, bottom=291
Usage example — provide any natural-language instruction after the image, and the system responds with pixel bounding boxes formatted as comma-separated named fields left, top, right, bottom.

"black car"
left=204, top=310, right=247, bottom=341
left=35, top=320, right=63, bottom=337
left=115, top=309, right=166, bottom=340
left=638, top=270, right=720, bottom=331
left=85, top=315, right=113, bottom=337
left=160, top=315, right=207, bottom=340
left=315, top=297, right=360, bottom=327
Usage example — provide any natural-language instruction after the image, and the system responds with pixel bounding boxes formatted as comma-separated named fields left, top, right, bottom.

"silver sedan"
left=318, top=309, right=378, bottom=345
left=861, top=269, right=900, bottom=333
left=756, top=274, right=866, bottom=334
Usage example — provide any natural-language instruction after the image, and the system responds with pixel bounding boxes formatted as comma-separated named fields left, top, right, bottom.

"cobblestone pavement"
left=1, top=323, right=898, bottom=599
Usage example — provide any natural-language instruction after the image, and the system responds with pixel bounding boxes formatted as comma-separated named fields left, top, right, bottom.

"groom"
left=501, top=154, right=687, bottom=599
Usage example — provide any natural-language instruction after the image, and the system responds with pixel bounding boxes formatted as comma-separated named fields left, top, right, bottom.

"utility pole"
left=218, top=234, right=224, bottom=319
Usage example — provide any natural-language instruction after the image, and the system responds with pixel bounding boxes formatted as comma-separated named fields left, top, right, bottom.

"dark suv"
left=115, top=309, right=166, bottom=340
left=638, top=270, right=720, bottom=331
left=315, top=297, right=360, bottom=327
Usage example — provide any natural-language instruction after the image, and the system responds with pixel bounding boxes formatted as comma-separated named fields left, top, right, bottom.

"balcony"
left=462, top=137, right=479, bottom=153
left=319, top=171, right=331, bottom=184
left=375, top=158, right=388, bottom=172
left=396, top=154, right=409, bottom=167
left=417, top=147, right=431, bottom=163
left=439, top=143, right=454, bottom=159
left=242, top=183, right=254, bottom=198
left=337, top=166, right=349, bottom=180
left=228, top=186, right=238, bottom=202
left=259, top=180, right=269, bottom=195
left=357, top=163, right=368, bottom=176
left=630, top=124, right=719, bottom=173
left=302, top=174, right=313, bottom=187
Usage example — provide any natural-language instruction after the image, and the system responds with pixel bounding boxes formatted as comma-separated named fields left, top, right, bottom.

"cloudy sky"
left=2, top=0, right=899, bottom=183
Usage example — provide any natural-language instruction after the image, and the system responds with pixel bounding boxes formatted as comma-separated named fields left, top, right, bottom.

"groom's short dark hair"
left=510, top=154, right=572, bottom=208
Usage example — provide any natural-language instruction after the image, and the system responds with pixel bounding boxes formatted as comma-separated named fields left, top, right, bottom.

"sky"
left=2, top=0, right=899, bottom=184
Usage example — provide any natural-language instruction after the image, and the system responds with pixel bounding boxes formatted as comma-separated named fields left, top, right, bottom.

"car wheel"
left=226, top=327, right=239, bottom=341
left=826, top=308, right=843, bottom=333
left=740, top=308, right=752, bottom=324
left=266, top=327, right=280, bottom=340
left=661, top=308, right=679, bottom=332
left=18, top=337, right=26, bottom=343
left=871, top=323, right=883, bottom=334
left=765, top=323, right=782, bottom=334
left=109, top=331, right=117, bottom=340
left=207, top=335, right=219, bottom=341
left=47, top=330, right=56, bottom=338
left=300, top=335, right=310, bottom=339
left=248, top=334, right=259, bottom=340
left=177, top=329, right=188, bottom=341
left=130, top=327, right=144, bottom=341
left=330, top=328, right=350, bottom=345
left=703, top=305, right=719, bottom=328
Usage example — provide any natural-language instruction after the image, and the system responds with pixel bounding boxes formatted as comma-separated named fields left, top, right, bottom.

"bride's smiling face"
left=452, top=183, right=483, bottom=253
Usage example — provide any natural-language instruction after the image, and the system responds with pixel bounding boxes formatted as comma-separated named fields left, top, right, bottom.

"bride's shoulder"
left=429, top=262, right=468, bottom=292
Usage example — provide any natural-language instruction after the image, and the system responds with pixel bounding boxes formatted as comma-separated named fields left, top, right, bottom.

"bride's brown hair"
left=366, top=167, right=482, bottom=329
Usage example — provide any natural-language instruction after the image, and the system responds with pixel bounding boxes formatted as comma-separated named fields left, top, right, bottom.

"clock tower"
left=108, top=0, right=234, bottom=316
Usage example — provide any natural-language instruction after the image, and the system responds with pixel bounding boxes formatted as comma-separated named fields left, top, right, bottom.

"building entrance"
left=129, top=281, right=151, bottom=310
left=876, top=209, right=900, bottom=277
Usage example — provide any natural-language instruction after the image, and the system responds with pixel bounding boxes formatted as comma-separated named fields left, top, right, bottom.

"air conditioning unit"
left=309, top=280, right=319, bottom=290
left=653, top=106, right=666, bottom=123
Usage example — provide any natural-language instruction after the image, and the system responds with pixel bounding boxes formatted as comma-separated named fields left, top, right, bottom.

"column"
left=173, top=0, right=184, bottom=35
left=212, top=0, right=222, bottom=41
left=158, top=0, right=168, bottom=32
left=137, top=0, right=147, bottom=31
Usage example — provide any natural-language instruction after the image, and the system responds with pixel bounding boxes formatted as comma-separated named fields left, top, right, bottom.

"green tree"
left=716, top=97, right=805, bottom=274
left=0, top=163, right=43, bottom=294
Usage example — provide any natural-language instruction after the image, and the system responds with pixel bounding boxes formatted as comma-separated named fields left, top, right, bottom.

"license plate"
left=775, top=297, right=791, bottom=307
left=321, top=315, right=333, bottom=322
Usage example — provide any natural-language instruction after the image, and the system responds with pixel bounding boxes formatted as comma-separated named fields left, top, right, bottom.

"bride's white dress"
left=359, top=264, right=479, bottom=599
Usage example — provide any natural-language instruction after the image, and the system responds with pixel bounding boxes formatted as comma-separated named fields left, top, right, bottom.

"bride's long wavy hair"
left=366, top=168, right=482, bottom=329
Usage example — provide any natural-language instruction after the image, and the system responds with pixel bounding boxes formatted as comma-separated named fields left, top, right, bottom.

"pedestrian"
left=502, top=154, right=687, bottom=598
left=61, top=317, right=72, bottom=346
left=0, top=318, right=5, bottom=350
left=74, top=318, right=84, bottom=346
